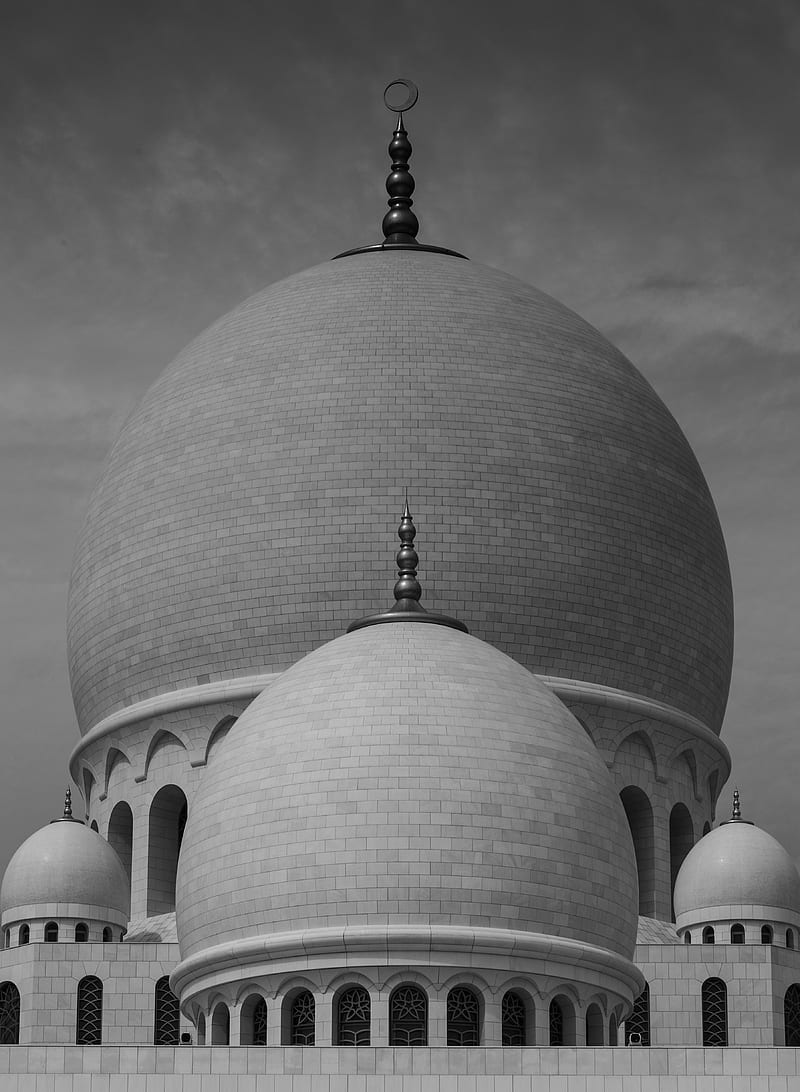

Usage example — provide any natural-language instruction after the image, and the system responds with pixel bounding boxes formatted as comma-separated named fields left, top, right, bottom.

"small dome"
left=1, top=813, right=130, bottom=924
left=674, top=815, right=800, bottom=926
left=176, top=621, right=639, bottom=962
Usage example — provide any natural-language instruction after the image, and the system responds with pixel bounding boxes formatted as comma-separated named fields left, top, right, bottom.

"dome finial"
left=382, top=80, right=419, bottom=245
left=732, top=788, right=741, bottom=821
left=50, top=785, right=84, bottom=824
left=347, top=501, right=468, bottom=633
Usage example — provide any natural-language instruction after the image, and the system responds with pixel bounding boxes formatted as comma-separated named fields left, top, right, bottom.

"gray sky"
left=1, top=0, right=798, bottom=877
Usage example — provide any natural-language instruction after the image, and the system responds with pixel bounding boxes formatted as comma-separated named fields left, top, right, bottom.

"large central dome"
left=67, top=249, right=732, bottom=735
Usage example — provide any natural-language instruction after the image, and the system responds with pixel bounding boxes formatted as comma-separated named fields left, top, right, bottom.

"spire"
left=50, top=785, right=84, bottom=824
left=332, top=80, right=466, bottom=261
left=720, top=786, right=753, bottom=826
left=347, top=502, right=468, bottom=633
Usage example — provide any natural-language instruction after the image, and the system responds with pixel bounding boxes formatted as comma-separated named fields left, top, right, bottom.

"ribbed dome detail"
left=175, top=623, right=639, bottom=961
left=67, top=250, right=733, bottom=735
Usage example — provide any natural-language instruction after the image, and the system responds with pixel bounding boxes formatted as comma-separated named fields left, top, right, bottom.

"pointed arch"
left=203, top=716, right=237, bottom=766
left=102, top=746, right=131, bottom=798
left=141, top=729, right=190, bottom=781
left=612, top=727, right=660, bottom=783
left=666, top=746, right=700, bottom=801
left=81, top=768, right=96, bottom=816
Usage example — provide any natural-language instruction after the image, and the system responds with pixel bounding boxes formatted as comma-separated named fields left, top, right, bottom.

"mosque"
left=1, top=83, right=799, bottom=1088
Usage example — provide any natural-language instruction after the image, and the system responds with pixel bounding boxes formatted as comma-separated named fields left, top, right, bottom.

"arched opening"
left=335, top=986, right=371, bottom=1046
left=90, top=821, right=99, bottom=832
left=107, top=801, right=134, bottom=887
left=286, top=990, right=315, bottom=1045
left=0, top=982, right=20, bottom=1044
left=76, top=976, right=103, bottom=1045
left=787, top=929, right=795, bottom=950
left=210, top=1002, right=230, bottom=1045
left=761, top=924, right=773, bottom=945
left=730, top=923, right=745, bottom=945
left=669, top=803, right=694, bottom=919
left=44, top=922, right=58, bottom=942
left=19, top=925, right=29, bottom=946
left=153, top=976, right=180, bottom=1045
left=102, top=927, right=112, bottom=943
left=702, top=978, right=727, bottom=1046
left=501, top=990, right=528, bottom=1046
left=447, top=986, right=480, bottom=1046
left=620, top=786, right=655, bottom=916
left=389, top=984, right=427, bottom=1046
left=585, top=1003, right=604, bottom=1046
left=784, top=984, right=800, bottom=1046
left=702, top=926, right=715, bottom=944
left=702, top=821, right=711, bottom=836
left=205, top=716, right=237, bottom=765
left=240, top=994, right=268, bottom=1046
left=684, top=931, right=692, bottom=944
left=609, top=1012, right=618, bottom=1046
left=3, top=929, right=9, bottom=949
left=147, top=785, right=187, bottom=915
left=549, top=996, right=576, bottom=1046
left=625, top=983, right=650, bottom=1046
left=75, top=923, right=89, bottom=943
left=197, top=1012, right=206, bottom=1046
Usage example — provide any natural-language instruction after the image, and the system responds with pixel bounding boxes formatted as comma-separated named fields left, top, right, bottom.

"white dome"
left=673, top=816, right=800, bottom=929
left=1, top=814, right=130, bottom=925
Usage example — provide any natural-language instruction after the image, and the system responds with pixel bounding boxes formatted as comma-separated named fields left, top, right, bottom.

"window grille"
left=76, top=976, right=103, bottom=1045
left=0, top=982, right=20, bottom=1045
left=75, top=923, right=89, bottom=943
left=702, top=926, right=715, bottom=944
left=252, top=997, right=268, bottom=1046
left=761, top=924, right=773, bottom=944
left=389, top=985, right=427, bottom=1045
left=549, top=999, right=564, bottom=1046
left=730, top=924, right=744, bottom=944
left=154, top=976, right=180, bottom=1045
left=336, top=986, right=370, bottom=1046
left=501, top=991, right=526, bottom=1046
left=784, top=984, right=800, bottom=1046
left=290, top=990, right=315, bottom=1045
left=44, top=922, right=58, bottom=943
left=19, top=925, right=29, bottom=945
left=447, top=987, right=479, bottom=1046
left=625, top=983, right=650, bottom=1046
left=701, top=977, right=727, bottom=1046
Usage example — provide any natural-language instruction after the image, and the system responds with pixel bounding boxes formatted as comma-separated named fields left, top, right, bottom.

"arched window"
left=684, top=931, right=692, bottom=944
left=240, top=994, right=268, bottom=1046
left=108, top=801, right=134, bottom=887
left=153, top=976, right=180, bottom=1045
left=147, top=786, right=188, bottom=916
left=76, top=976, right=103, bottom=1045
left=586, top=1003, right=604, bottom=1046
left=784, top=984, right=800, bottom=1046
left=0, top=982, right=20, bottom=1045
left=609, top=1012, right=618, bottom=1046
left=702, top=926, right=715, bottom=944
left=447, top=986, right=480, bottom=1046
left=620, top=787, right=656, bottom=916
left=669, top=804, right=694, bottom=919
left=336, top=986, right=370, bottom=1046
left=389, top=985, right=427, bottom=1046
left=102, top=927, right=112, bottom=943
left=3, top=929, right=9, bottom=949
left=702, top=978, right=727, bottom=1046
left=549, top=999, right=563, bottom=1046
left=210, top=1002, right=229, bottom=1045
left=730, top=924, right=745, bottom=945
left=197, top=1012, right=206, bottom=1046
left=501, top=990, right=527, bottom=1046
left=549, top=996, right=576, bottom=1046
left=761, top=924, right=773, bottom=945
left=75, top=923, right=89, bottom=943
left=44, top=922, right=58, bottom=943
left=289, top=990, right=315, bottom=1045
left=625, top=983, right=650, bottom=1046
left=19, top=925, right=29, bottom=946
left=787, top=929, right=795, bottom=950
left=119, top=930, right=126, bottom=942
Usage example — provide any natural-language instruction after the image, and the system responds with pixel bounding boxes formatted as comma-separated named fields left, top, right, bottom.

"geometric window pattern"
left=336, top=987, right=370, bottom=1046
left=447, top=987, right=479, bottom=1046
left=153, top=976, right=180, bottom=1045
left=625, top=983, right=650, bottom=1046
left=290, top=991, right=315, bottom=1046
left=549, top=999, right=564, bottom=1046
left=76, top=976, right=103, bottom=1045
left=0, top=982, right=20, bottom=1045
left=501, top=991, right=526, bottom=1046
left=389, top=985, right=427, bottom=1046
left=701, top=978, right=728, bottom=1047
left=252, top=997, right=268, bottom=1046
left=784, top=984, right=800, bottom=1047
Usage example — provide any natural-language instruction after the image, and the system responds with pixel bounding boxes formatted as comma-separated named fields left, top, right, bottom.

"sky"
left=0, top=0, right=798, bottom=879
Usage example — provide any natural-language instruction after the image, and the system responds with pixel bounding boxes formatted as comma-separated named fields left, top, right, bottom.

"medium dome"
left=175, top=621, right=639, bottom=962
left=674, top=818, right=800, bottom=924
left=67, top=250, right=732, bottom=736
left=1, top=817, right=130, bottom=923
